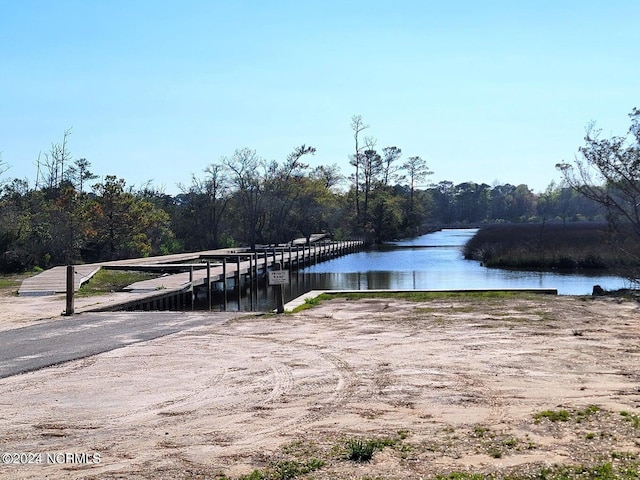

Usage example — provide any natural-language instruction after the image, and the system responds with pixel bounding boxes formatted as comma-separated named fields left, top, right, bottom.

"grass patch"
left=534, top=409, right=571, bottom=423
left=237, top=458, right=325, bottom=480
left=436, top=460, right=640, bottom=479
left=436, top=474, right=486, bottom=480
left=76, top=268, right=159, bottom=297
left=289, top=290, right=531, bottom=312
left=288, top=295, right=323, bottom=313
left=216, top=422, right=640, bottom=480
left=620, top=411, right=640, bottom=428
left=0, top=277, right=21, bottom=291
left=0, top=272, right=34, bottom=295
left=534, top=405, right=600, bottom=424
left=336, top=290, right=523, bottom=301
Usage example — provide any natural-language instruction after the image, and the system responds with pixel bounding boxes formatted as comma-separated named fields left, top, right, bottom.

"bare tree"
left=40, top=128, right=73, bottom=189
left=558, top=109, right=640, bottom=233
left=223, top=148, right=265, bottom=248
left=557, top=108, right=640, bottom=277
left=0, top=152, right=10, bottom=183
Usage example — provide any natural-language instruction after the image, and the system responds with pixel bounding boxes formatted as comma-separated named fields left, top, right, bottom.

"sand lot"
left=0, top=293, right=639, bottom=479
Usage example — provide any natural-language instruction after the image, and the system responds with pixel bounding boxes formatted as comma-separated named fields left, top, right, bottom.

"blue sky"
left=1, top=1, right=638, bottom=194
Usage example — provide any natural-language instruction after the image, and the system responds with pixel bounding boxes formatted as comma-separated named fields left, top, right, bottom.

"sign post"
left=268, top=264, right=289, bottom=313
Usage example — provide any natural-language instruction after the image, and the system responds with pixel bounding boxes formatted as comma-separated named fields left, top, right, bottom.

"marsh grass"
left=464, top=223, right=640, bottom=273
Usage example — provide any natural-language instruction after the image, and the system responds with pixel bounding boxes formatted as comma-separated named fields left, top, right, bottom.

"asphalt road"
left=0, top=311, right=249, bottom=379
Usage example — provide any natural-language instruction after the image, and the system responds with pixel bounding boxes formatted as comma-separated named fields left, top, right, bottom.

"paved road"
left=0, top=311, right=249, bottom=379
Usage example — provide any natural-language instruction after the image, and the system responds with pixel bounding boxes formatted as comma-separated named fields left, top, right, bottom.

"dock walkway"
left=18, top=241, right=364, bottom=312
left=17, top=249, right=228, bottom=296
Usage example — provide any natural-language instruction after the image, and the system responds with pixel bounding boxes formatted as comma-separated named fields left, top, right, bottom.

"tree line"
left=0, top=117, right=606, bottom=274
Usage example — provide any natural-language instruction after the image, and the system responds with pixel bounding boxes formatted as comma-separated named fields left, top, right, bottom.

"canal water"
left=218, top=228, right=631, bottom=311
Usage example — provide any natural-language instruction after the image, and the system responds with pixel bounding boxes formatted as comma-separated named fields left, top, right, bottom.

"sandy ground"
left=0, top=291, right=639, bottom=479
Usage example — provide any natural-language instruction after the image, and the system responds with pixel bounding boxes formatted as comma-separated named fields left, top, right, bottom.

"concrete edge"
left=283, top=288, right=559, bottom=312
left=76, top=267, right=102, bottom=289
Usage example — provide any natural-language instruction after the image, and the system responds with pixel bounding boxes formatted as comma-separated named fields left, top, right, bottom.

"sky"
left=1, top=0, right=638, bottom=194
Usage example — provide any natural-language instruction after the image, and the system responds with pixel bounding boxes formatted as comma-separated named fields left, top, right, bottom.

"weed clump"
left=343, top=435, right=400, bottom=462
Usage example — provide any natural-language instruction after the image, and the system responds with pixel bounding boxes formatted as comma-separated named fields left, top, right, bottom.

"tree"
left=263, top=145, right=316, bottom=244
left=88, top=176, right=172, bottom=260
left=223, top=148, right=266, bottom=248
left=66, top=158, right=98, bottom=193
left=178, top=163, right=231, bottom=250
left=381, top=146, right=403, bottom=187
left=310, top=164, right=343, bottom=190
left=558, top=109, right=640, bottom=276
left=402, top=155, right=432, bottom=225
left=291, top=175, right=340, bottom=244
left=558, top=109, right=640, bottom=236
left=360, top=146, right=383, bottom=231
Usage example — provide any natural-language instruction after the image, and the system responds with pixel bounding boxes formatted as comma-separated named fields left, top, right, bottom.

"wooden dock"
left=18, top=240, right=364, bottom=312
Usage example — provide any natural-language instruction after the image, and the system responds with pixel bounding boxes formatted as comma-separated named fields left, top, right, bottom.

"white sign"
left=268, top=270, right=290, bottom=285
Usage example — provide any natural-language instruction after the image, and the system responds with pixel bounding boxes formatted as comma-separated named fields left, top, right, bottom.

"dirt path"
left=0, top=293, right=639, bottom=479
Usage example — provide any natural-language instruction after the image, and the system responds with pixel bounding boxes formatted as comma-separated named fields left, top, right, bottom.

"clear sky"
left=1, top=0, right=638, bottom=194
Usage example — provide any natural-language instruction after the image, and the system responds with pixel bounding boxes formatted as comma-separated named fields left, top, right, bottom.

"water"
left=297, top=228, right=630, bottom=296
left=208, top=228, right=631, bottom=311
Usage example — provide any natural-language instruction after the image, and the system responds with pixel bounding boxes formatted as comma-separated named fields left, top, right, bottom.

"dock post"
left=252, top=252, right=257, bottom=309
left=263, top=250, right=268, bottom=303
left=249, top=254, right=254, bottom=311
left=190, top=266, right=194, bottom=310
left=64, top=265, right=74, bottom=316
left=222, top=257, right=228, bottom=312
left=206, top=261, right=211, bottom=311
left=236, top=256, right=242, bottom=311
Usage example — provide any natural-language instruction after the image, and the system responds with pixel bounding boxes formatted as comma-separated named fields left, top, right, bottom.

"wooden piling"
left=222, top=257, right=227, bottom=311
left=236, top=256, right=241, bottom=311
left=206, top=261, right=211, bottom=311
left=64, top=265, right=74, bottom=316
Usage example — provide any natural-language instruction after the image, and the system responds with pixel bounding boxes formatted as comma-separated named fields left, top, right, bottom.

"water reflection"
left=299, top=228, right=630, bottom=295
left=210, top=228, right=631, bottom=311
